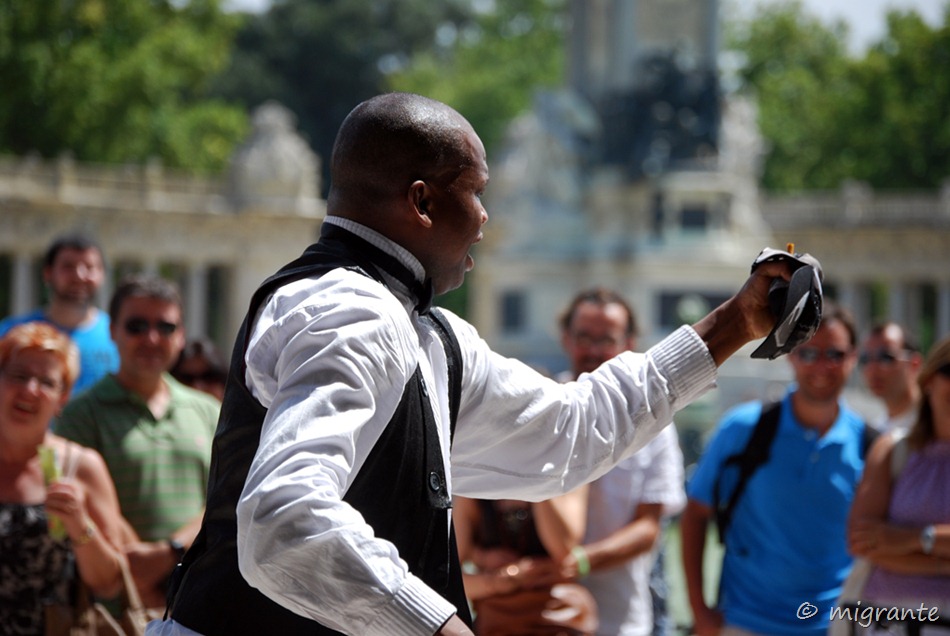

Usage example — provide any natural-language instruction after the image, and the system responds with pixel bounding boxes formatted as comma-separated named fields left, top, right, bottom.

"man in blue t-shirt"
left=681, top=302, right=867, bottom=636
left=0, top=232, right=118, bottom=395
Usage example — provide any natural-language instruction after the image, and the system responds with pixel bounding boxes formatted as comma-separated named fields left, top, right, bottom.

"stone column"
left=56, top=153, right=77, bottom=201
left=837, top=281, right=857, bottom=313
left=98, top=258, right=114, bottom=310
left=888, top=282, right=906, bottom=326
left=904, top=283, right=924, bottom=340
left=12, top=252, right=36, bottom=314
left=186, top=264, right=208, bottom=337
left=610, top=0, right=635, bottom=93
left=837, top=280, right=862, bottom=331
left=841, top=281, right=873, bottom=335
left=938, top=281, right=950, bottom=340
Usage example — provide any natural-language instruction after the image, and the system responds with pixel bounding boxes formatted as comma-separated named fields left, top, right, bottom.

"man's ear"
left=409, top=180, right=433, bottom=228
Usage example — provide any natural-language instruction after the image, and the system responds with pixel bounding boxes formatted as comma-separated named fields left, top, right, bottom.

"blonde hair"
left=0, top=322, right=80, bottom=393
left=908, top=334, right=950, bottom=449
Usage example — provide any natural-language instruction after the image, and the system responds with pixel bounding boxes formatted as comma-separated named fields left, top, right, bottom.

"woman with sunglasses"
left=849, top=334, right=950, bottom=618
left=170, top=336, right=228, bottom=402
left=0, top=322, right=126, bottom=634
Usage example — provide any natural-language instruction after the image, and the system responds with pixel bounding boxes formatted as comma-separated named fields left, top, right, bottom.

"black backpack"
left=712, top=401, right=878, bottom=543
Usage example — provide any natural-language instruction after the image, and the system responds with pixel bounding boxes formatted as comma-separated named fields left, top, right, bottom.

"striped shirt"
left=56, top=374, right=219, bottom=540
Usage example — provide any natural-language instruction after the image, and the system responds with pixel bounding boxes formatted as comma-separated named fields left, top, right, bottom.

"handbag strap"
left=62, top=441, right=80, bottom=480
left=62, top=441, right=145, bottom=613
left=116, top=555, right=147, bottom=615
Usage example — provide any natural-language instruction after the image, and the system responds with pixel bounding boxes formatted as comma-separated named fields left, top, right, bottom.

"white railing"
left=762, top=189, right=950, bottom=228
left=0, top=154, right=322, bottom=217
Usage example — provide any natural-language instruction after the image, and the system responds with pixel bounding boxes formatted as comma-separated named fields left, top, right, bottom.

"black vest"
left=167, top=225, right=470, bottom=634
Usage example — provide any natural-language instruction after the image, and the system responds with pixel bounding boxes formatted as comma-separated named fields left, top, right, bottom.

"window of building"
left=500, top=290, right=527, bottom=334
left=680, top=204, right=709, bottom=231
left=207, top=265, right=231, bottom=348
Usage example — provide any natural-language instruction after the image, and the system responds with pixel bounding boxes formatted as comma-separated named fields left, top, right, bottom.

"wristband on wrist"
left=72, top=519, right=97, bottom=546
left=571, top=545, right=591, bottom=578
left=168, top=538, right=186, bottom=563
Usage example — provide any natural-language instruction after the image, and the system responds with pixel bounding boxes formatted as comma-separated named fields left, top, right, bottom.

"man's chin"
left=56, top=292, right=95, bottom=305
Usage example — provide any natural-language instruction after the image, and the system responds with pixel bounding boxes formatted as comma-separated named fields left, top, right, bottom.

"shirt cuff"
left=648, top=325, right=717, bottom=410
left=363, top=574, right=457, bottom=636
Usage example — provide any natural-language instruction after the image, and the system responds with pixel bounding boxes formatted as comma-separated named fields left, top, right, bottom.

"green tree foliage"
left=0, top=0, right=248, bottom=173
left=728, top=0, right=950, bottom=191
left=210, top=0, right=477, bottom=192
left=848, top=9, right=950, bottom=188
left=386, top=0, right=567, bottom=156
left=382, top=0, right=567, bottom=318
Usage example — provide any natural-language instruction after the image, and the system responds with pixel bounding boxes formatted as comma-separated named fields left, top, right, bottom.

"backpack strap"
left=889, top=428, right=910, bottom=479
left=713, top=401, right=783, bottom=543
left=423, top=308, right=463, bottom=445
left=861, top=422, right=880, bottom=459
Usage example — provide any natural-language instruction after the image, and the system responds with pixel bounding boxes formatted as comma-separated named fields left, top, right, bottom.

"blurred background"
left=2, top=0, right=949, bottom=627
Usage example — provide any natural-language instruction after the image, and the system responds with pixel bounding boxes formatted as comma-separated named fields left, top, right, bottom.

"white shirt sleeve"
left=448, top=313, right=716, bottom=501
left=237, top=271, right=456, bottom=636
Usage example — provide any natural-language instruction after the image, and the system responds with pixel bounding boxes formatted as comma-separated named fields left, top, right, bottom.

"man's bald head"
left=328, top=93, right=476, bottom=218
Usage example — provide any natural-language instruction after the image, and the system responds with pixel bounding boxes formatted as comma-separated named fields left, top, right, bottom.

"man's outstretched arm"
left=692, top=260, right=792, bottom=366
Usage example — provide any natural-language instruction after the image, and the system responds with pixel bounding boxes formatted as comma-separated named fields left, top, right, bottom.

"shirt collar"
left=324, top=216, right=426, bottom=283
left=781, top=391, right=855, bottom=445
left=322, top=216, right=433, bottom=314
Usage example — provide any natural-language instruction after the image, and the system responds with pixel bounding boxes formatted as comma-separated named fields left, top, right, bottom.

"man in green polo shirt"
left=57, top=274, right=220, bottom=609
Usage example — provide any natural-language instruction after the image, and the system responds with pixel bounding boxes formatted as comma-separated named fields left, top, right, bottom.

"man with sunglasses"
left=56, top=275, right=220, bottom=610
left=682, top=302, right=871, bottom=636
left=859, top=321, right=922, bottom=434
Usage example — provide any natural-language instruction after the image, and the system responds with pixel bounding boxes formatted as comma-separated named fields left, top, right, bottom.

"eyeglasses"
left=793, top=346, right=849, bottom=364
left=123, top=317, right=179, bottom=337
left=858, top=349, right=909, bottom=366
left=1, top=368, right=63, bottom=394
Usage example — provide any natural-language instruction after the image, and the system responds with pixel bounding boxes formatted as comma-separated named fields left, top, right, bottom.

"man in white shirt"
left=558, top=289, right=686, bottom=636
left=860, top=321, right=922, bottom=433
left=150, top=92, right=794, bottom=636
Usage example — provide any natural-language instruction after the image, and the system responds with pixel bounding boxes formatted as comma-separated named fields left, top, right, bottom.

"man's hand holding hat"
left=691, top=245, right=823, bottom=366
left=749, top=245, right=823, bottom=360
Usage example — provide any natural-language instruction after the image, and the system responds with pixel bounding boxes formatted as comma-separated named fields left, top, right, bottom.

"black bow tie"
left=320, top=223, right=434, bottom=315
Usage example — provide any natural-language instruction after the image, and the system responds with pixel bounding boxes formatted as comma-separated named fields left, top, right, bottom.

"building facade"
left=2, top=2, right=949, bottom=423
left=0, top=102, right=325, bottom=354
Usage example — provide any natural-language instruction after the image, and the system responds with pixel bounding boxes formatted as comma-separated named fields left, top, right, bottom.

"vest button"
left=428, top=471, right=442, bottom=491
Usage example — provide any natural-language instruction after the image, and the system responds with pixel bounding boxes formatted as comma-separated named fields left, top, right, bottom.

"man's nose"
left=71, top=264, right=94, bottom=280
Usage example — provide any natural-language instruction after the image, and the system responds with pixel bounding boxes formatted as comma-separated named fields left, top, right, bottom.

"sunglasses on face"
left=123, top=317, right=179, bottom=337
left=793, top=346, right=849, bottom=364
left=858, top=349, right=909, bottom=366
left=175, top=371, right=226, bottom=385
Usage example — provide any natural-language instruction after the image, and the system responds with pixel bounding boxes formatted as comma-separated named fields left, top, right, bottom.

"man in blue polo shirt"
left=681, top=301, right=866, bottom=636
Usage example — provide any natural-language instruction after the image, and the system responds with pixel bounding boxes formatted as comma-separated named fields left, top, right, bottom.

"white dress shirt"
left=147, top=217, right=717, bottom=636
left=581, top=425, right=686, bottom=635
